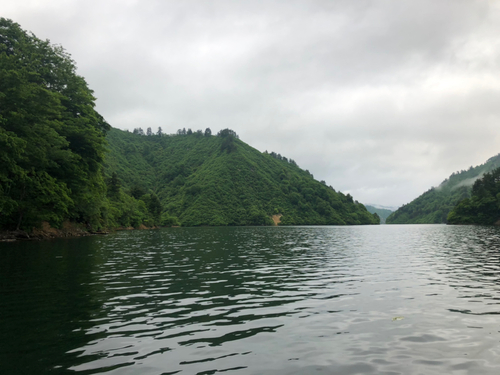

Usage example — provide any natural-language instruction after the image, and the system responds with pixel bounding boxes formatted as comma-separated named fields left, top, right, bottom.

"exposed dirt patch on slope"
left=271, top=214, right=282, bottom=226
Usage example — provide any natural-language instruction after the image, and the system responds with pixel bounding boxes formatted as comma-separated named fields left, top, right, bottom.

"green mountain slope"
left=365, top=205, right=393, bottom=224
left=448, top=167, right=500, bottom=225
left=1, top=18, right=377, bottom=232
left=104, top=128, right=379, bottom=226
left=386, top=154, right=500, bottom=224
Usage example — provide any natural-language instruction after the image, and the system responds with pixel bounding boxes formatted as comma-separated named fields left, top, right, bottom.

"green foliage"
left=0, top=18, right=109, bottom=230
left=218, top=128, right=238, bottom=153
left=161, top=212, right=180, bottom=226
left=107, top=172, right=121, bottom=197
left=1, top=18, right=378, bottom=230
left=141, top=193, right=162, bottom=226
left=10, top=170, right=73, bottom=229
left=387, top=154, right=500, bottom=224
left=447, top=167, right=500, bottom=225
left=220, top=135, right=237, bottom=154
left=104, top=128, right=379, bottom=226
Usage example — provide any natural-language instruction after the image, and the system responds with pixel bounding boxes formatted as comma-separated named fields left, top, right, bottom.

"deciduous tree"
left=0, top=18, right=109, bottom=230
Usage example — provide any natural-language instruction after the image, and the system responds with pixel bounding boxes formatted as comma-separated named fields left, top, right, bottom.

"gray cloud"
left=3, top=0, right=500, bottom=207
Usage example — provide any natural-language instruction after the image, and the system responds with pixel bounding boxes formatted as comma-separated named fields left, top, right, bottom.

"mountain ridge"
left=386, top=154, right=500, bottom=224
left=0, top=18, right=378, bottom=231
left=104, top=127, right=380, bottom=226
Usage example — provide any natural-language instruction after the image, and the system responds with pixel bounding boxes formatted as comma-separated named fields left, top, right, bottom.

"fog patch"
left=451, top=174, right=484, bottom=190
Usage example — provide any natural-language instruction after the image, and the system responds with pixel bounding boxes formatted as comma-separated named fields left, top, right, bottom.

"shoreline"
left=0, top=221, right=162, bottom=243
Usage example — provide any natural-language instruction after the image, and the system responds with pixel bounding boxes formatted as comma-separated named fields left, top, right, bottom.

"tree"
left=130, top=185, right=146, bottom=199
left=0, top=128, right=26, bottom=218
left=448, top=167, right=500, bottom=225
left=187, top=128, right=193, bottom=135
left=204, top=128, right=212, bottom=137
left=107, top=172, right=121, bottom=197
left=146, top=193, right=162, bottom=225
left=219, top=129, right=238, bottom=153
left=146, top=127, right=152, bottom=136
left=217, top=128, right=239, bottom=138
left=157, top=127, right=163, bottom=137
left=221, top=135, right=237, bottom=153
left=0, top=18, right=110, bottom=230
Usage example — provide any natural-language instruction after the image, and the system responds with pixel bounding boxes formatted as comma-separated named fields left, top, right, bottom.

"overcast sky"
left=3, top=0, right=500, bottom=208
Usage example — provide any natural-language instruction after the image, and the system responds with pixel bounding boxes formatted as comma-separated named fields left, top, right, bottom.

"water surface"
left=1, top=225, right=500, bottom=374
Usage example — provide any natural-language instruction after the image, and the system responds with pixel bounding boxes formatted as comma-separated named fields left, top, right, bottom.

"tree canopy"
left=0, top=18, right=109, bottom=229
left=104, top=128, right=380, bottom=226
left=386, top=154, right=500, bottom=224
left=1, top=18, right=378, bottom=231
left=447, top=167, right=500, bottom=225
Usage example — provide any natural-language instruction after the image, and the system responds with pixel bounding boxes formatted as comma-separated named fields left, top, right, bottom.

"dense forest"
left=386, top=154, right=500, bottom=224
left=447, top=167, right=500, bottom=225
left=0, top=18, right=378, bottom=232
left=104, top=127, right=379, bottom=226
left=0, top=18, right=112, bottom=231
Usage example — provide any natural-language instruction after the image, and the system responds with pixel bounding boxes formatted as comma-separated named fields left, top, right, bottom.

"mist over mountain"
left=386, top=154, right=500, bottom=224
left=364, top=205, right=393, bottom=224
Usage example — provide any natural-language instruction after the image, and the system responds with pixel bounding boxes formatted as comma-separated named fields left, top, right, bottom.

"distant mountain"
left=104, top=128, right=379, bottom=226
left=366, top=203, right=398, bottom=212
left=365, top=205, right=393, bottom=224
left=386, top=154, right=500, bottom=224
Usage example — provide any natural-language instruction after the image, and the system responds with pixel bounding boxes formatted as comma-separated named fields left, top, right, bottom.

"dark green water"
left=1, top=225, right=500, bottom=374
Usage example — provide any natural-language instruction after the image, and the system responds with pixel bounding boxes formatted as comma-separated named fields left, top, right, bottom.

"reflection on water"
left=1, top=225, right=500, bottom=374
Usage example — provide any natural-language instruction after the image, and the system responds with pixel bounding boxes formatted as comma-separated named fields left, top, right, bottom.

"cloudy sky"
left=3, top=0, right=500, bottom=208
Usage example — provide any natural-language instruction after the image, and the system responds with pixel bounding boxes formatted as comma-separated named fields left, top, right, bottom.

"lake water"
left=1, top=225, right=500, bottom=374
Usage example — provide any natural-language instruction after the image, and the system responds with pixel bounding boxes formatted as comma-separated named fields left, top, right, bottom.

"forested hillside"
left=386, top=154, right=500, bottom=224
left=448, top=167, right=500, bottom=225
left=1, top=18, right=378, bottom=232
left=104, top=128, right=380, bottom=226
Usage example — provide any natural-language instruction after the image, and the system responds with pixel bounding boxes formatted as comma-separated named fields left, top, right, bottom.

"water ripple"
left=2, top=225, right=500, bottom=374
